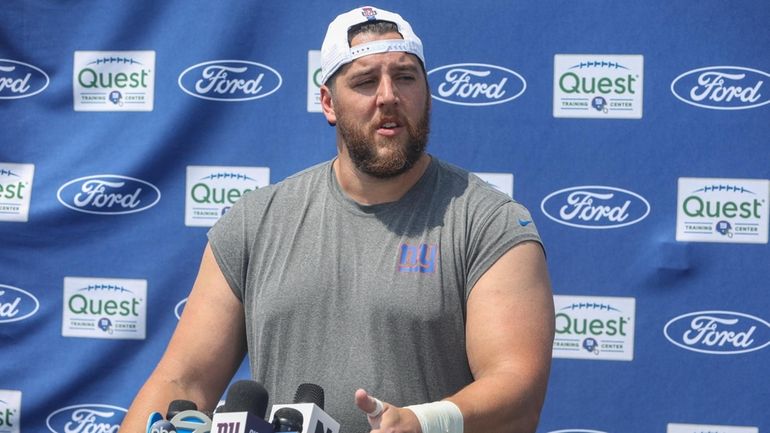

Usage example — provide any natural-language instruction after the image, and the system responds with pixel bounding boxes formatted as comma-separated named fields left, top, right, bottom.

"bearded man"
left=120, top=7, right=554, bottom=433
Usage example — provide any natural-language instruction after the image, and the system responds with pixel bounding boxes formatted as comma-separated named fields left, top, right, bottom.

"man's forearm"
left=446, top=371, right=549, bottom=433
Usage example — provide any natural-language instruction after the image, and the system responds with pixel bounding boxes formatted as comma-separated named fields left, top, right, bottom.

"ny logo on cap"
left=361, top=7, right=377, bottom=19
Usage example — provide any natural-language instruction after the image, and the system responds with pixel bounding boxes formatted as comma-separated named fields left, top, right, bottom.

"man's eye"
left=354, top=79, right=375, bottom=87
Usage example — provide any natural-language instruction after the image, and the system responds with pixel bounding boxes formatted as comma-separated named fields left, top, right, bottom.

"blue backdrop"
left=1, top=1, right=768, bottom=433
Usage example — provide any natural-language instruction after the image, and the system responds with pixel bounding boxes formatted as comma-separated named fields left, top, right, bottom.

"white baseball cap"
left=320, top=6, right=425, bottom=85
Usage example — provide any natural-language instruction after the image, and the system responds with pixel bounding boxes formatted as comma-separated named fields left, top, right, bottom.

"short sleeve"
left=465, top=201, right=543, bottom=300
left=207, top=196, right=250, bottom=301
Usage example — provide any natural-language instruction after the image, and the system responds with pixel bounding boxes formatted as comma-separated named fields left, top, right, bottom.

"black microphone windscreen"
left=223, top=380, right=269, bottom=418
left=293, top=383, right=324, bottom=409
left=166, top=399, right=197, bottom=420
left=272, top=407, right=304, bottom=432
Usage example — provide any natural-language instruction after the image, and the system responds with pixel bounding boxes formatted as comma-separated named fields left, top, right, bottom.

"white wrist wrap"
left=405, top=401, right=464, bottom=433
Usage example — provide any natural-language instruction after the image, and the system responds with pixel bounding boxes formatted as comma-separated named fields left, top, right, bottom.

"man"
left=119, top=6, right=554, bottom=433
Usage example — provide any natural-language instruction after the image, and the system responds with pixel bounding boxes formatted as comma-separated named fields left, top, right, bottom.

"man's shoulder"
left=433, top=157, right=513, bottom=204
left=239, top=160, right=331, bottom=203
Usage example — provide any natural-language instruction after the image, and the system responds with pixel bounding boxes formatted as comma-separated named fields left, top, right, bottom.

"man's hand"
left=354, top=389, right=422, bottom=433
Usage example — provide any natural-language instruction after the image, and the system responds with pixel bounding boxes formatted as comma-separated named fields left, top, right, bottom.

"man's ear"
left=320, top=85, right=337, bottom=126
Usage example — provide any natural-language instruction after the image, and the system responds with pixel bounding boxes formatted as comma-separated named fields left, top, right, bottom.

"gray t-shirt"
left=208, top=156, right=541, bottom=433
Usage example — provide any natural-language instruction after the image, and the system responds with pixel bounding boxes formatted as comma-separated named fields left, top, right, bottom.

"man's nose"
left=376, top=76, right=398, bottom=106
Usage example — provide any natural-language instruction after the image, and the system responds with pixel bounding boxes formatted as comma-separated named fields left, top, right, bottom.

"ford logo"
left=178, top=60, right=282, bottom=101
left=0, top=284, right=40, bottom=323
left=57, top=175, right=161, bottom=215
left=540, top=185, right=650, bottom=229
left=671, top=66, right=770, bottom=110
left=174, top=297, right=187, bottom=320
left=46, top=404, right=126, bottom=433
left=427, top=63, right=526, bottom=106
left=0, top=58, right=50, bottom=99
left=664, top=310, right=770, bottom=355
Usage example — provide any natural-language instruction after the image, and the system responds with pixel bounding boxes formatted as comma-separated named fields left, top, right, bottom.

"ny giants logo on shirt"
left=398, top=244, right=437, bottom=273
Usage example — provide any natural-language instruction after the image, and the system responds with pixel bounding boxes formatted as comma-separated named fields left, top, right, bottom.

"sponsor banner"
left=668, top=423, right=758, bottom=433
left=676, top=177, right=769, bottom=244
left=553, top=295, right=636, bottom=361
left=541, top=185, right=650, bottom=229
left=553, top=54, right=644, bottom=119
left=0, top=389, right=21, bottom=433
left=0, top=163, right=35, bottom=222
left=62, top=277, right=147, bottom=340
left=427, top=63, right=526, bottom=106
left=46, top=404, right=126, bottom=433
left=474, top=172, right=513, bottom=198
left=671, top=66, right=770, bottom=110
left=178, top=59, right=282, bottom=101
left=185, top=165, right=270, bottom=227
left=57, top=174, right=161, bottom=215
left=308, top=50, right=322, bottom=112
left=0, top=284, right=40, bottom=324
left=664, top=310, right=770, bottom=355
left=73, top=51, right=155, bottom=111
left=0, top=59, right=49, bottom=100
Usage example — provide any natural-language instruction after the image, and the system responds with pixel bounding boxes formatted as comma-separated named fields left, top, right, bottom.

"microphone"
left=271, top=407, right=303, bottom=432
left=167, top=400, right=199, bottom=420
left=149, top=419, right=177, bottom=433
left=210, top=380, right=274, bottom=433
left=167, top=400, right=212, bottom=433
left=146, top=411, right=175, bottom=433
left=268, top=384, right=339, bottom=433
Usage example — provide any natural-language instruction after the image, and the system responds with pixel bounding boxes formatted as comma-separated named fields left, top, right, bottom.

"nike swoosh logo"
left=518, top=219, right=532, bottom=227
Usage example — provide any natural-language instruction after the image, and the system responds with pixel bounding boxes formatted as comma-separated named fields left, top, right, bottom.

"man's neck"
left=333, top=152, right=431, bottom=206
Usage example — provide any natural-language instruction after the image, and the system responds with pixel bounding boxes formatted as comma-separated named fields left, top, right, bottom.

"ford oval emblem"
left=540, top=185, right=650, bottom=229
left=427, top=63, right=526, bottom=106
left=664, top=310, right=770, bottom=355
left=57, top=174, right=161, bottom=215
left=0, top=284, right=40, bottom=323
left=46, top=404, right=127, bottom=433
left=178, top=59, right=283, bottom=101
left=671, top=66, right=770, bottom=110
left=0, top=58, right=50, bottom=99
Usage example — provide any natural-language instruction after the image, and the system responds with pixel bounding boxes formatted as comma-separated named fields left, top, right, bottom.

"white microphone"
left=210, top=380, right=275, bottom=433
left=268, top=384, right=339, bottom=433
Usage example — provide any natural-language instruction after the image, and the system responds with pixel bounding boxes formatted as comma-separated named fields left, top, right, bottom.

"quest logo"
left=307, top=50, right=322, bottom=112
left=0, top=389, right=22, bottom=433
left=178, top=60, right=282, bottom=101
left=671, top=66, right=770, bottom=110
left=664, top=310, right=770, bottom=355
left=553, top=295, right=636, bottom=361
left=0, top=163, right=35, bottom=222
left=676, top=177, right=768, bottom=244
left=427, top=63, right=526, bottom=106
left=0, top=59, right=50, bottom=99
left=57, top=175, right=161, bottom=215
left=0, top=284, right=40, bottom=324
left=185, top=166, right=270, bottom=227
left=668, top=423, right=758, bottom=433
left=46, top=404, right=126, bottom=433
left=553, top=54, right=644, bottom=119
left=72, top=51, right=155, bottom=111
left=541, top=185, right=650, bottom=229
left=62, top=277, right=147, bottom=340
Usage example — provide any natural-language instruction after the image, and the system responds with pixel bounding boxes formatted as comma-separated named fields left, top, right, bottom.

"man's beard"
left=337, top=101, right=431, bottom=179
